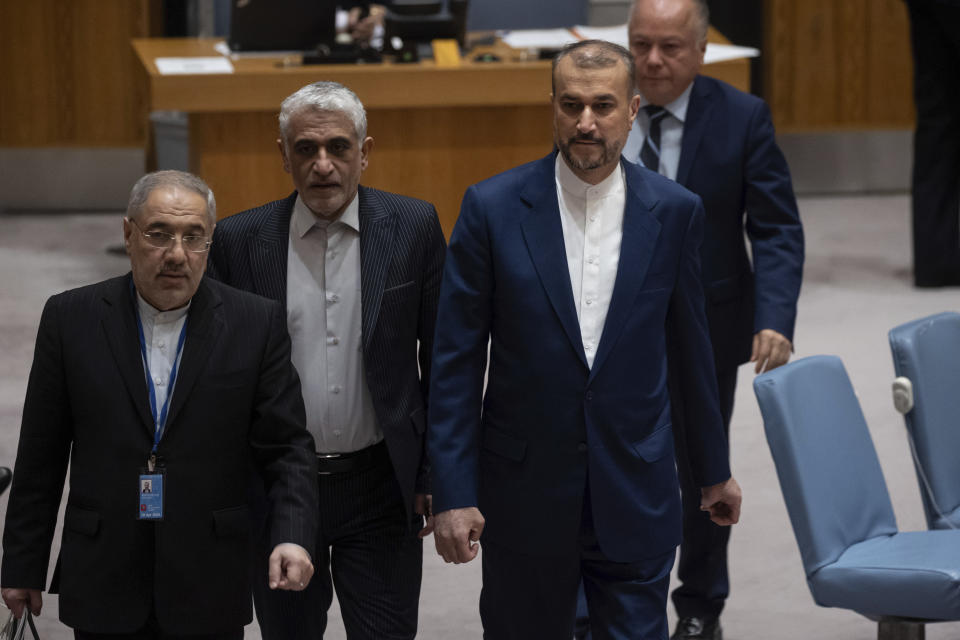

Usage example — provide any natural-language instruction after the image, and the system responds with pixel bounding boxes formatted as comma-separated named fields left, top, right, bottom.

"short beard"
left=557, top=134, right=619, bottom=173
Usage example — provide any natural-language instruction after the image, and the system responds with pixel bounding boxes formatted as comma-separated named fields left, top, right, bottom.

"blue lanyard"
left=134, top=303, right=188, bottom=457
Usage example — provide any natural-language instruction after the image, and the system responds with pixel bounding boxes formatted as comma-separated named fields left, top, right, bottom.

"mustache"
left=569, top=134, right=604, bottom=144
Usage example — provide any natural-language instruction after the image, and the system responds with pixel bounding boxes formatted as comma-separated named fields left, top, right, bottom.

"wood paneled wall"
left=764, top=0, right=915, bottom=132
left=0, top=0, right=160, bottom=147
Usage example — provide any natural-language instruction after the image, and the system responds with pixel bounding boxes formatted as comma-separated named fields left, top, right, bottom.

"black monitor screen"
left=228, top=0, right=337, bottom=52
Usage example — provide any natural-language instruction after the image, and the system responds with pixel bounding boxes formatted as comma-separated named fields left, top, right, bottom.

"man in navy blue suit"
left=620, top=1, right=804, bottom=638
left=429, top=40, right=741, bottom=639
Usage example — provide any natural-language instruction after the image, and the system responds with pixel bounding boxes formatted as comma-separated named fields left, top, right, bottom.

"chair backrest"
left=889, top=312, right=960, bottom=529
left=753, top=356, right=898, bottom=579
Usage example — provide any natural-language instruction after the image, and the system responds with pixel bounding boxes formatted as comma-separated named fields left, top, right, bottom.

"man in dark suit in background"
left=429, top=40, right=740, bottom=639
left=1, top=170, right=318, bottom=639
left=208, top=81, right=445, bottom=640
left=904, top=0, right=960, bottom=287
left=620, top=1, right=804, bottom=638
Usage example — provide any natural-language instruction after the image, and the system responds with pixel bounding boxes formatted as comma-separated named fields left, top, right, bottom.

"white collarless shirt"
left=286, top=194, right=381, bottom=453
left=555, top=154, right=626, bottom=368
left=622, top=83, right=693, bottom=180
left=135, top=293, right=189, bottom=431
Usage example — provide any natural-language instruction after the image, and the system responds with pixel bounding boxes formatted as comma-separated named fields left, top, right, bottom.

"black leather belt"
left=316, top=440, right=388, bottom=475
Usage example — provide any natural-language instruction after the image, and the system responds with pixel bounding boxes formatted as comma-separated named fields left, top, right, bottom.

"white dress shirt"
left=621, top=83, right=693, bottom=179
left=286, top=193, right=381, bottom=453
left=136, top=293, right=189, bottom=431
left=555, top=154, right=626, bottom=368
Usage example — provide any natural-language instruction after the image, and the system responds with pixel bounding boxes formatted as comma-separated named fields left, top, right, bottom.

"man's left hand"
left=750, top=329, right=792, bottom=374
left=700, top=476, right=742, bottom=526
left=415, top=493, right=435, bottom=539
left=268, top=543, right=314, bottom=591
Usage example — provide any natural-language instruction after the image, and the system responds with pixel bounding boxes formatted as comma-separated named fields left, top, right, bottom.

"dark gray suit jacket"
left=208, top=186, right=445, bottom=515
left=1, top=274, right=318, bottom=634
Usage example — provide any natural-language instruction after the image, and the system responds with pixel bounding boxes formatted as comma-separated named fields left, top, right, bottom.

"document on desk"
left=155, top=57, right=235, bottom=75
left=500, top=28, right=579, bottom=50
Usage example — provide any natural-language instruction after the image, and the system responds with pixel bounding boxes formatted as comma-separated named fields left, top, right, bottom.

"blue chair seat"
left=813, top=530, right=960, bottom=620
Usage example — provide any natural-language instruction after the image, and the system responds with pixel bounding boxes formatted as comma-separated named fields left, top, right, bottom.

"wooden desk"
left=133, top=35, right=749, bottom=233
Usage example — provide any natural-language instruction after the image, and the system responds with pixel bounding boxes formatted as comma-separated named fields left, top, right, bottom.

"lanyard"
left=134, top=301, right=188, bottom=464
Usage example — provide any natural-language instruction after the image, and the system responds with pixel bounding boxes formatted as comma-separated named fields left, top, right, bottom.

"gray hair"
left=552, top=39, right=637, bottom=97
left=630, top=0, right=709, bottom=43
left=126, top=170, right=216, bottom=224
left=278, top=81, right=367, bottom=144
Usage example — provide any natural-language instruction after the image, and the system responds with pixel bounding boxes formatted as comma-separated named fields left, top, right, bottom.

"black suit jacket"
left=208, top=186, right=446, bottom=514
left=1, top=275, right=318, bottom=635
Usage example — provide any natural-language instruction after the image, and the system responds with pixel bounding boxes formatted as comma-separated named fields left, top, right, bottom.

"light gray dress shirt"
left=621, top=83, right=694, bottom=179
left=555, top=154, right=626, bottom=369
left=286, top=194, right=381, bottom=453
left=135, top=294, right=189, bottom=431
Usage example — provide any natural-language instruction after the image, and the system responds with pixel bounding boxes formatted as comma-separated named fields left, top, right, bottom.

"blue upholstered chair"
left=753, top=356, right=960, bottom=638
left=889, top=312, right=960, bottom=530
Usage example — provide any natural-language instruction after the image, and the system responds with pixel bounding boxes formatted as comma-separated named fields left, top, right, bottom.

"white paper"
left=573, top=24, right=629, bottom=48
left=704, top=43, right=760, bottom=64
left=500, top=28, right=579, bottom=50
left=155, top=57, right=235, bottom=75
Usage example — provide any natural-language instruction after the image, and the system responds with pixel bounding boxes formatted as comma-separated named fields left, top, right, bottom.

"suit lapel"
left=519, top=156, right=588, bottom=369
left=249, top=192, right=296, bottom=308
left=589, top=161, right=662, bottom=378
left=676, top=75, right=710, bottom=187
left=164, top=279, right=222, bottom=430
left=358, top=187, right=396, bottom=350
left=100, top=274, right=154, bottom=435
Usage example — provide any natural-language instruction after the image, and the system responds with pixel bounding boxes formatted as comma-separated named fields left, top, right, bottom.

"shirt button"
left=329, top=337, right=340, bottom=345
left=333, top=429, right=341, bottom=436
left=331, top=385, right=341, bottom=394
left=585, top=299, right=593, bottom=306
left=590, top=215, right=598, bottom=222
left=328, top=293, right=339, bottom=303
left=158, top=341, right=165, bottom=349
left=155, top=377, right=164, bottom=386
left=585, top=391, right=594, bottom=401
left=578, top=442, right=588, bottom=452
left=585, top=343, right=594, bottom=351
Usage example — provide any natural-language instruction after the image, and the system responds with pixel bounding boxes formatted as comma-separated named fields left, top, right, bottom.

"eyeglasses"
left=128, top=218, right=212, bottom=253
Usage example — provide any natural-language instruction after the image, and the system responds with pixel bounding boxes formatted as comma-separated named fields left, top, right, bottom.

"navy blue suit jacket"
left=207, top=186, right=446, bottom=515
left=626, top=75, right=804, bottom=370
left=428, top=154, right=730, bottom=564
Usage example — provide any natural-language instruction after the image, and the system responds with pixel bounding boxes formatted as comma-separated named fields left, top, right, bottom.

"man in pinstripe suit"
left=1, top=171, right=318, bottom=638
left=208, top=82, right=446, bottom=640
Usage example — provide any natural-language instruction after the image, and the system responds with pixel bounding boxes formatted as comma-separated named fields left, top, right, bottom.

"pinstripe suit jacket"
left=208, top=186, right=446, bottom=515
left=1, top=274, right=318, bottom=634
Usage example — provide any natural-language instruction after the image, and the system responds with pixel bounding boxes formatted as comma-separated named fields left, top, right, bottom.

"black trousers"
left=253, top=444, right=423, bottom=640
left=74, top=619, right=241, bottom=639
left=908, top=0, right=960, bottom=287
left=670, top=366, right=738, bottom=620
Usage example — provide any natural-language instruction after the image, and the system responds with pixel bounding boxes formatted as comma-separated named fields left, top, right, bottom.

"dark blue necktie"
left=640, top=105, right=668, bottom=174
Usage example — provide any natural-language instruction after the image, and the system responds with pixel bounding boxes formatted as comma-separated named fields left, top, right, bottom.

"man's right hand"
left=433, top=507, right=485, bottom=564
left=1, top=588, right=42, bottom=619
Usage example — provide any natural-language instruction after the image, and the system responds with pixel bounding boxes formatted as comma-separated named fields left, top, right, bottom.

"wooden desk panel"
left=134, top=38, right=749, bottom=230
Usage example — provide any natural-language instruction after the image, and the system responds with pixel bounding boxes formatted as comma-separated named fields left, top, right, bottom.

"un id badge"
left=138, top=468, right=165, bottom=520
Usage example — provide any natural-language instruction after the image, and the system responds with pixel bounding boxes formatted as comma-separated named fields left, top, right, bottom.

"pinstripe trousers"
left=253, top=451, right=423, bottom=639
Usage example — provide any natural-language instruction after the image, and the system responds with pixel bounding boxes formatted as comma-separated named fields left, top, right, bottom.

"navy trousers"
left=253, top=447, right=423, bottom=640
left=483, top=487, right=674, bottom=640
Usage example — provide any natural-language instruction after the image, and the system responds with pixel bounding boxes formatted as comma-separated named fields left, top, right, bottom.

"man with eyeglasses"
left=1, top=170, right=319, bottom=639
